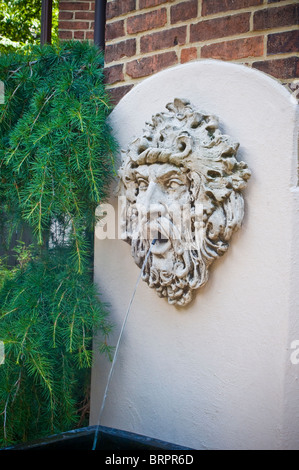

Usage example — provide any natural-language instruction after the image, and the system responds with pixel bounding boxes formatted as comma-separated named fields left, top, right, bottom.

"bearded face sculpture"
left=118, top=99, right=251, bottom=306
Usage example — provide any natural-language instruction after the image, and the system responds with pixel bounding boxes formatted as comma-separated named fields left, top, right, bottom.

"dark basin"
left=1, top=425, right=193, bottom=451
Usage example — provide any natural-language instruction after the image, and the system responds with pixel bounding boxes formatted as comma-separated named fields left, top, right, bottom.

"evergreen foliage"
left=0, top=41, right=117, bottom=446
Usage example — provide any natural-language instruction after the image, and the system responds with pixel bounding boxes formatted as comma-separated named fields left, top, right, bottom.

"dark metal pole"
left=94, top=0, right=107, bottom=50
left=41, top=0, right=53, bottom=45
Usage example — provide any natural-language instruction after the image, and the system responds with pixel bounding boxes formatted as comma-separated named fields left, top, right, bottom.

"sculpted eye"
left=137, top=178, right=148, bottom=190
left=167, top=179, right=183, bottom=189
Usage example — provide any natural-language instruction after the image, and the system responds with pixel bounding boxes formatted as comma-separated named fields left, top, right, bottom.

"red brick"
left=190, top=13, right=250, bottom=42
left=267, top=30, right=299, bottom=55
left=170, top=0, right=198, bottom=24
left=104, top=64, right=124, bottom=85
left=58, top=30, right=73, bottom=39
left=140, top=26, right=187, bottom=53
left=140, top=0, right=171, bottom=8
left=74, top=31, right=85, bottom=39
left=252, top=57, right=299, bottom=79
left=59, top=21, right=90, bottom=30
left=75, top=11, right=95, bottom=20
left=108, top=85, right=135, bottom=105
left=59, top=11, right=73, bottom=20
left=127, top=9, right=167, bottom=34
left=253, top=4, right=299, bottom=31
left=202, top=0, right=263, bottom=16
left=106, top=0, right=136, bottom=20
left=59, top=2, right=90, bottom=11
left=105, top=20, right=125, bottom=40
left=201, top=36, right=264, bottom=60
left=86, top=31, right=94, bottom=39
left=181, top=47, right=197, bottom=63
left=126, top=51, right=178, bottom=78
left=105, top=39, right=136, bottom=63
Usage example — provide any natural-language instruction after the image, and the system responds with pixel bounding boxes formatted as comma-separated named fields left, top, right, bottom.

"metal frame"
left=40, top=0, right=107, bottom=50
left=41, top=0, right=53, bottom=45
left=94, top=0, right=107, bottom=50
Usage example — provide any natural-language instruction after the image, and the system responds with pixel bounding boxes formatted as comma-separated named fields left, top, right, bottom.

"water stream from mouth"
left=91, top=239, right=156, bottom=450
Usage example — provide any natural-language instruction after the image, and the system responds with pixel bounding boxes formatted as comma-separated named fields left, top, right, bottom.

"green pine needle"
left=0, top=41, right=117, bottom=447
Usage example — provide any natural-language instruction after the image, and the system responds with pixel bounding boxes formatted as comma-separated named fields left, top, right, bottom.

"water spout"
left=91, top=239, right=156, bottom=450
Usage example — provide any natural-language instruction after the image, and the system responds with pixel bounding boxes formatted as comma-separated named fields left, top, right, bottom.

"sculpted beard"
left=129, top=203, right=207, bottom=307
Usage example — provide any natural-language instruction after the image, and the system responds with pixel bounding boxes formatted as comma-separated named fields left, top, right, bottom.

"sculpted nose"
left=142, top=182, right=166, bottom=216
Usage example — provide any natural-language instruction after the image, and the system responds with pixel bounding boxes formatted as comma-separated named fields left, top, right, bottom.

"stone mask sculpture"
left=118, top=98, right=251, bottom=306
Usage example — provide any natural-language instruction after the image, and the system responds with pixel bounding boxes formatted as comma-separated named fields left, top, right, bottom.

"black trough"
left=1, top=425, right=194, bottom=451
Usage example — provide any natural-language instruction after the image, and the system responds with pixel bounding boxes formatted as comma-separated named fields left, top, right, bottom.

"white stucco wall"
left=90, top=60, right=299, bottom=450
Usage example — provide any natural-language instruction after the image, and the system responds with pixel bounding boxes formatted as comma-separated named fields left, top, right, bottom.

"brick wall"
left=59, top=1, right=95, bottom=40
left=59, top=0, right=299, bottom=104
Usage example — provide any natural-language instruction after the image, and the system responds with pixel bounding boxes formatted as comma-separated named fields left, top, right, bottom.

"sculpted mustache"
left=140, top=216, right=181, bottom=241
